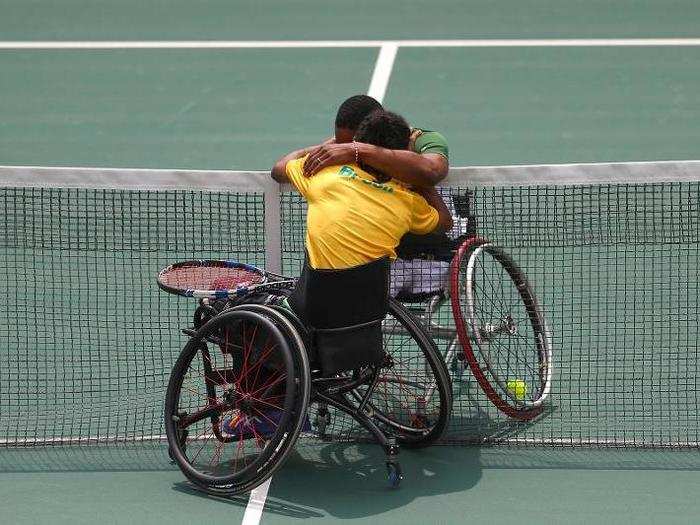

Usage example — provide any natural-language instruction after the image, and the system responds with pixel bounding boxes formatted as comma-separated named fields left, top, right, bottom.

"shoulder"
left=410, top=128, right=449, bottom=159
left=285, top=156, right=306, bottom=173
left=283, top=155, right=312, bottom=195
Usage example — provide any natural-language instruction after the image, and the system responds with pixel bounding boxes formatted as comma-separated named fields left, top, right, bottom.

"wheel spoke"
left=168, top=309, right=308, bottom=493
left=457, top=243, right=551, bottom=415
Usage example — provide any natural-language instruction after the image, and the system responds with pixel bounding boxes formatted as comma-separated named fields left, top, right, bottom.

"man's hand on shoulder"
left=408, top=128, right=422, bottom=152
left=272, top=144, right=323, bottom=183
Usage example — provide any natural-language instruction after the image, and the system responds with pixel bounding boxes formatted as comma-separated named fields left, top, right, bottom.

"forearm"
left=414, top=187, right=454, bottom=232
left=271, top=145, right=318, bottom=183
left=358, top=144, right=447, bottom=187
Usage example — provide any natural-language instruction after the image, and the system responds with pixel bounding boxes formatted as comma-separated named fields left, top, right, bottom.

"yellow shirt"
left=285, top=157, right=439, bottom=269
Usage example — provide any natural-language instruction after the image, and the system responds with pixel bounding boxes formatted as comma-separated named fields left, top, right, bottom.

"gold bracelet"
left=352, top=141, right=360, bottom=164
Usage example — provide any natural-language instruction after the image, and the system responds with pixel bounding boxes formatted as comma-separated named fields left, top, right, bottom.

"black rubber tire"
left=359, top=298, right=453, bottom=448
left=165, top=308, right=310, bottom=495
left=451, top=239, right=552, bottom=420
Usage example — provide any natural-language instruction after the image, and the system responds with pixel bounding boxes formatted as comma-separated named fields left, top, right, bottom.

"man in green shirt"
left=303, top=95, right=450, bottom=188
left=300, top=95, right=456, bottom=298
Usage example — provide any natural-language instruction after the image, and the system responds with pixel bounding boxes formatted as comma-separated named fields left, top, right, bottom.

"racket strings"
left=161, top=266, right=265, bottom=291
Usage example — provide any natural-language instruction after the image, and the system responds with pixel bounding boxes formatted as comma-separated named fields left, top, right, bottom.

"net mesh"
left=1, top=164, right=698, bottom=463
left=0, top=186, right=265, bottom=449
left=283, top=181, right=700, bottom=447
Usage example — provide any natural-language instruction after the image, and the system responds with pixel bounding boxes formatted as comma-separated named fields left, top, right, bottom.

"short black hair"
left=354, top=110, right=410, bottom=151
left=334, top=95, right=383, bottom=130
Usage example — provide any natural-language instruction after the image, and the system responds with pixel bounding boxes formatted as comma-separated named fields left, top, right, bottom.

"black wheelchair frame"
left=165, top=288, right=453, bottom=495
left=163, top=189, right=553, bottom=495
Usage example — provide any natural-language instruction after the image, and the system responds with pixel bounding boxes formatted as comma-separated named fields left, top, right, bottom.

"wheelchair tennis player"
left=160, top=109, right=458, bottom=493
left=300, top=94, right=458, bottom=299
left=162, top=105, right=549, bottom=495
left=209, top=110, right=453, bottom=440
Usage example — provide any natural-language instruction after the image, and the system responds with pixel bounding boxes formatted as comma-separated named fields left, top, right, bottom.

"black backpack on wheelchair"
left=288, top=256, right=389, bottom=377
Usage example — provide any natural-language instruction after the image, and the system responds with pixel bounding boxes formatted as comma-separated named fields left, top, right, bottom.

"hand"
left=408, top=128, right=421, bottom=152
left=303, top=143, right=355, bottom=177
left=412, top=184, right=439, bottom=200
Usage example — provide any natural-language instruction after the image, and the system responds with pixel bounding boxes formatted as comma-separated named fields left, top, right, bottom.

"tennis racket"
left=157, top=260, right=293, bottom=300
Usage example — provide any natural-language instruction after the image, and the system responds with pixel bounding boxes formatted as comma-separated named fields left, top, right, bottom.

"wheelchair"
left=158, top=191, right=553, bottom=496
left=159, top=257, right=453, bottom=496
left=393, top=190, right=553, bottom=421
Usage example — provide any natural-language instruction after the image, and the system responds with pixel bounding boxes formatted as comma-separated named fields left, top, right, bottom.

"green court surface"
left=2, top=0, right=700, bottom=40
left=2, top=6, right=700, bottom=169
left=0, top=49, right=375, bottom=169
left=3, top=446, right=700, bottom=525
left=3, top=46, right=700, bottom=168
left=2, top=1, right=700, bottom=524
left=387, top=47, right=700, bottom=166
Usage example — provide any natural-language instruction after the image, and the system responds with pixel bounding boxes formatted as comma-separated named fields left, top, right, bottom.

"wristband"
left=352, top=141, right=360, bottom=165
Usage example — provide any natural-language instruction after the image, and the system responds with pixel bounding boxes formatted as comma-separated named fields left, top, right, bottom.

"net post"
left=264, top=177, right=282, bottom=274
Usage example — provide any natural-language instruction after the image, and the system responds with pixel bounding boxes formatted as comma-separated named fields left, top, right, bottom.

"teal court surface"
left=1, top=1, right=700, bottom=524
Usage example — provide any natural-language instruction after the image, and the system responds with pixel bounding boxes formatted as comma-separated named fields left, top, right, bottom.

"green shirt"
left=411, top=128, right=449, bottom=159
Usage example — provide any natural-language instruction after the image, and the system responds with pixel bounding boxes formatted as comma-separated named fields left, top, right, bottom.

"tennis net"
left=0, top=161, right=698, bottom=454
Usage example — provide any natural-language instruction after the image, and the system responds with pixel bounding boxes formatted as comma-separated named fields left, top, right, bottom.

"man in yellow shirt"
left=297, top=95, right=456, bottom=297
left=222, top=110, right=452, bottom=439
left=271, top=110, right=453, bottom=269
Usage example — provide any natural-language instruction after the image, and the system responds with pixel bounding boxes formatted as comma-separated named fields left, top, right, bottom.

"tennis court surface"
left=2, top=1, right=700, bottom=524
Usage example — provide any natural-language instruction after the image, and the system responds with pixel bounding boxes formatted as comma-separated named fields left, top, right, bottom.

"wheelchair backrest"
left=288, top=256, right=389, bottom=376
left=289, top=256, right=389, bottom=328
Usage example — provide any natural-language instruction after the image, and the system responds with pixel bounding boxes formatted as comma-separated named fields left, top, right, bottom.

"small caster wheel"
left=387, top=462, right=403, bottom=488
left=314, top=406, right=331, bottom=438
left=193, top=303, right=217, bottom=329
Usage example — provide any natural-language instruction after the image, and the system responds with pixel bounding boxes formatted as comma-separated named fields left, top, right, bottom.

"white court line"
left=242, top=477, right=273, bottom=525
left=367, top=43, right=398, bottom=103
left=1, top=38, right=700, bottom=49
left=242, top=41, right=396, bottom=525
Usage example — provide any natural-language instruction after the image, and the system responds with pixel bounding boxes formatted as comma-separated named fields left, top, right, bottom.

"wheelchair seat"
left=288, top=256, right=390, bottom=377
left=395, top=232, right=459, bottom=262
left=394, top=289, right=446, bottom=304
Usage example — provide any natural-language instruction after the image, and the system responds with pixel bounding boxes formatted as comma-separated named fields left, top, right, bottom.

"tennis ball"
left=506, top=379, right=527, bottom=401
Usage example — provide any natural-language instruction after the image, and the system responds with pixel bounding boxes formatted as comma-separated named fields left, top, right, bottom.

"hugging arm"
left=414, top=186, right=454, bottom=233
left=303, top=142, right=448, bottom=187
left=271, top=145, right=322, bottom=183
left=272, top=134, right=338, bottom=182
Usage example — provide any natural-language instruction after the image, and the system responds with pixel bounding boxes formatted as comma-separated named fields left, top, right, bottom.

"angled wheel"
left=450, top=237, right=553, bottom=420
left=165, top=308, right=310, bottom=495
left=355, top=299, right=453, bottom=448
